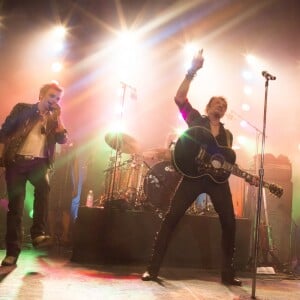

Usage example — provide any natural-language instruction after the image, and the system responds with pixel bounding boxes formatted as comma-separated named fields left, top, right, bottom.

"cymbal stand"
left=106, top=150, right=122, bottom=201
left=107, top=81, right=136, bottom=202
left=259, top=188, right=283, bottom=269
left=135, top=159, right=151, bottom=206
left=251, top=73, right=276, bottom=299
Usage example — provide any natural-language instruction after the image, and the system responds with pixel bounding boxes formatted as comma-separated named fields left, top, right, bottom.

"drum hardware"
left=142, top=148, right=171, bottom=162
left=102, top=143, right=183, bottom=215
left=103, top=81, right=140, bottom=207
left=103, top=158, right=134, bottom=173
left=104, top=131, right=140, bottom=203
left=102, top=154, right=150, bottom=208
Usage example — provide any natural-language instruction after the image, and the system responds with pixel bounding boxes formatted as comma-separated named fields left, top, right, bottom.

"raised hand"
left=190, top=49, right=204, bottom=72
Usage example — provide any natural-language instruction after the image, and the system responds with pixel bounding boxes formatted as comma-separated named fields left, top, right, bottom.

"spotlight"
left=51, top=61, right=63, bottom=73
left=52, top=25, right=67, bottom=39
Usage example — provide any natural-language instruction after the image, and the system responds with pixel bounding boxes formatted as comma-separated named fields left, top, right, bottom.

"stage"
left=1, top=247, right=300, bottom=300
left=71, top=206, right=252, bottom=270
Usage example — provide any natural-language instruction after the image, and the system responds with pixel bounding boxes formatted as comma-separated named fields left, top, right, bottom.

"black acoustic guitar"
left=172, top=126, right=283, bottom=198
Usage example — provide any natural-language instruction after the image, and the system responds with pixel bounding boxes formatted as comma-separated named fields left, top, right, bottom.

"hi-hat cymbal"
left=142, top=148, right=171, bottom=161
left=105, top=132, right=139, bottom=154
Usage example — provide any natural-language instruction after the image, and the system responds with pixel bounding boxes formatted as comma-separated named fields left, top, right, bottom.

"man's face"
left=39, top=88, right=62, bottom=111
left=207, top=98, right=227, bottom=119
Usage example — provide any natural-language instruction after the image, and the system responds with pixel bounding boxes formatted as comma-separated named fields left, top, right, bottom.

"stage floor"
left=1, top=246, right=300, bottom=300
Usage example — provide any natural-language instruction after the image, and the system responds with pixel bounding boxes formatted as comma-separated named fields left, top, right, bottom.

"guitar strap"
left=225, top=129, right=232, bottom=148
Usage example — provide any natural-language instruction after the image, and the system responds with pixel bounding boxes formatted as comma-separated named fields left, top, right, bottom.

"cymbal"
left=105, top=132, right=139, bottom=154
left=142, top=148, right=171, bottom=161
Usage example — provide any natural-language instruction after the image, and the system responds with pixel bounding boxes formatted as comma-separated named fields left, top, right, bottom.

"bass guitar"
left=172, top=126, right=283, bottom=198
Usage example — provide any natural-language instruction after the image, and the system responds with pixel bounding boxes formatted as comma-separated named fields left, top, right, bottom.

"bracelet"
left=185, top=68, right=197, bottom=80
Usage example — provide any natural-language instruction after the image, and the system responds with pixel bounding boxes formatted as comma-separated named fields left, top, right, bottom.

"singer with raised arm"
left=141, top=49, right=242, bottom=285
left=0, top=81, right=68, bottom=267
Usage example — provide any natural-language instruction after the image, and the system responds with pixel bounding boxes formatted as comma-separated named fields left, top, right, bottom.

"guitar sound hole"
left=211, top=159, right=222, bottom=169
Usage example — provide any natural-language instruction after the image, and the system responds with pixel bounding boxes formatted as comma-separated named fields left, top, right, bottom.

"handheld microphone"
left=262, top=71, right=276, bottom=80
left=48, top=102, right=54, bottom=111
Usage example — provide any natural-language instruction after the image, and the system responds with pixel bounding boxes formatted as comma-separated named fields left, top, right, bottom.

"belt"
left=15, top=154, right=46, bottom=161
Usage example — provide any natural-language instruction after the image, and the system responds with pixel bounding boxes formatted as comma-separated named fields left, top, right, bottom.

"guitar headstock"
left=269, top=183, right=283, bottom=198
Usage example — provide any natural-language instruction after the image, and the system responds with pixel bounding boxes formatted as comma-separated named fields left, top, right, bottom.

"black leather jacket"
left=0, top=102, right=68, bottom=167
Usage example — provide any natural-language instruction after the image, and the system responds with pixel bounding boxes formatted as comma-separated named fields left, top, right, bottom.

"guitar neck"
left=232, top=165, right=266, bottom=188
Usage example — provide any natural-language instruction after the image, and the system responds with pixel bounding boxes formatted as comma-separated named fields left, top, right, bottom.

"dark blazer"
left=0, top=102, right=68, bottom=167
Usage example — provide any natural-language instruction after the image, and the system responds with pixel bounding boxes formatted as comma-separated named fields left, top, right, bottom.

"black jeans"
left=5, top=157, right=50, bottom=257
left=147, top=176, right=236, bottom=275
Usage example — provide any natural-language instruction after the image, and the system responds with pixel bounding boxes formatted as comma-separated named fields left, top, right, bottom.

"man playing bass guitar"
left=142, top=49, right=243, bottom=285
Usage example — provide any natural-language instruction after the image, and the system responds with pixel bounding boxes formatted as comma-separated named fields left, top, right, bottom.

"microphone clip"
left=262, top=71, right=276, bottom=80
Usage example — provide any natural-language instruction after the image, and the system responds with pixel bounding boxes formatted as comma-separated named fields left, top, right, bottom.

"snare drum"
left=104, top=156, right=148, bottom=203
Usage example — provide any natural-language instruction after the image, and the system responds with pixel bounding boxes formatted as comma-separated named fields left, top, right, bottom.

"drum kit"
left=102, top=131, right=182, bottom=213
left=101, top=131, right=216, bottom=216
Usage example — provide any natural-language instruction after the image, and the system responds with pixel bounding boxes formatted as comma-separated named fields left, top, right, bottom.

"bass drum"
left=143, top=161, right=182, bottom=212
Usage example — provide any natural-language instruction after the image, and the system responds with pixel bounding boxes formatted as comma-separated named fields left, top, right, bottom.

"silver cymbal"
left=105, top=132, right=139, bottom=154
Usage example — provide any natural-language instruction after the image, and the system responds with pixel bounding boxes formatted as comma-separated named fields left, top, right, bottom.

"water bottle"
left=86, top=190, right=94, bottom=207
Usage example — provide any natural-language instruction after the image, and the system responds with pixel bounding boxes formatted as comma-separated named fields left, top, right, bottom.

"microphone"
left=48, top=102, right=60, bottom=117
left=262, top=71, right=276, bottom=80
left=48, top=102, right=54, bottom=111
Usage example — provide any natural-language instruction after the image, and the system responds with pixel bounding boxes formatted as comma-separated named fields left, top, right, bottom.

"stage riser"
left=72, top=207, right=251, bottom=270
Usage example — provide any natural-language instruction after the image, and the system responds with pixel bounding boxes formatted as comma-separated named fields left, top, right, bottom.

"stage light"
left=107, top=121, right=127, bottom=134
left=115, top=103, right=124, bottom=115
left=241, top=103, right=250, bottom=111
left=243, top=86, right=253, bottom=96
left=183, top=42, right=198, bottom=70
left=116, top=31, right=140, bottom=61
left=244, top=53, right=268, bottom=73
left=235, top=135, right=257, bottom=156
left=117, top=31, right=137, bottom=46
left=52, top=41, right=64, bottom=53
left=242, top=70, right=253, bottom=80
left=245, top=54, right=258, bottom=66
left=114, top=30, right=141, bottom=84
left=240, top=120, right=248, bottom=128
left=51, top=61, right=63, bottom=72
left=176, top=127, right=186, bottom=137
left=52, top=25, right=67, bottom=39
left=237, top=135, right=247, bottom=145
left=184, top=43, right=198, bottom=58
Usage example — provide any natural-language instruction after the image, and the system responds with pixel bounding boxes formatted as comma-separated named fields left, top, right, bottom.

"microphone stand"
left=251, top=76, right=274, bottom=299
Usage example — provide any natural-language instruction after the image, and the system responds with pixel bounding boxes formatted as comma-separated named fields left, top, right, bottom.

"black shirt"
left=175, top=99, right=233, bottom=148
